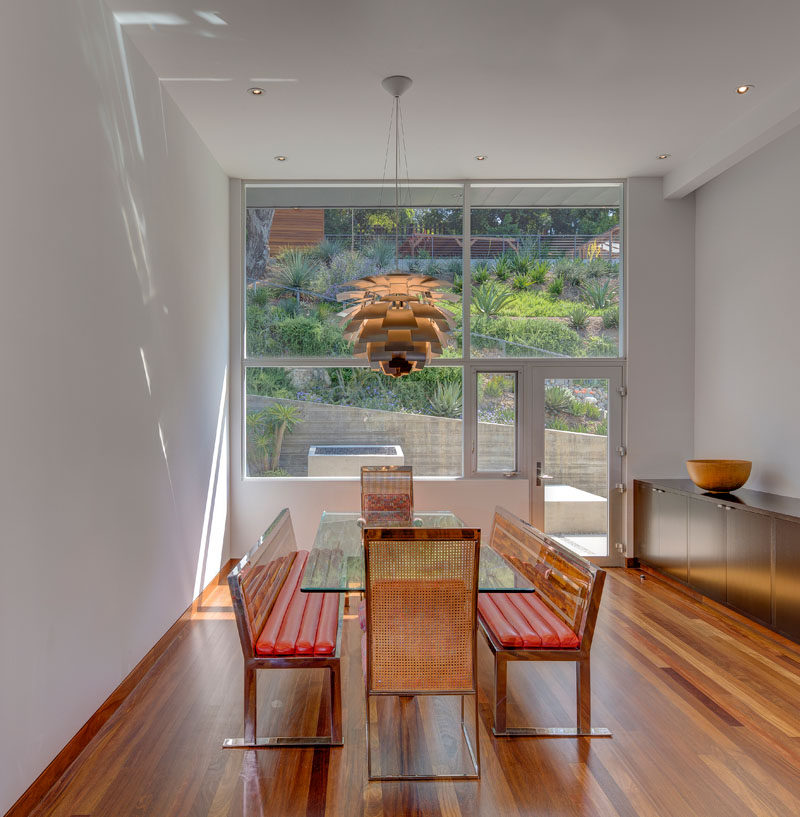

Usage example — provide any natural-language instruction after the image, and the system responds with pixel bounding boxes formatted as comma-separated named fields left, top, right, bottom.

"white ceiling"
left=107, top=0, right=800, bottom=194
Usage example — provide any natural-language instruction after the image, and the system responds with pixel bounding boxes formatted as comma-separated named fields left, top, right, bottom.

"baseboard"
left=5, top=558, right=238, bottom=817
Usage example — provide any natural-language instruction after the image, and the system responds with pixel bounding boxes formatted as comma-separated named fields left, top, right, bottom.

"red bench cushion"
left=254, top=550, right=339, bottom=656
left=478, top=592, right=580, bottom=649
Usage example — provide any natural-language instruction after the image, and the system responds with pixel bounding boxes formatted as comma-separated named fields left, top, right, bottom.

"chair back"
left=360, top=465, right=414, bottom=524
left=228, top=508, right=299, bottom=658
left=363, top=526, right=480, bottom=695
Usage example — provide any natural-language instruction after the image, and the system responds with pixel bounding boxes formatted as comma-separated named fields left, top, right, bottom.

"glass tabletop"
left=301, top=511, right=534, bottom=593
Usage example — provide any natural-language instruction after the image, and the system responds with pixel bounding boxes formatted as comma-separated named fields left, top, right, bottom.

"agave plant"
left=601, top=305, right=619, bottom=328
left=511, top=274, right=530, bottom=292
left=582, top=279, right=618, bottom=309
left=545, top=385, right=573, bottom=413
left=444, top=258, right=463, bottom=278
left=451, top=273, right=463, bottom=294
left=429, top=381, right=463, bottom=418
left=365, top=240, right=395, bottom=270
left=311, top=238, right=344, bottom=265
left=276, top=250, right=319, bottom=303
left=472, top=281, right=514, bottom=317
left=567, top=303, right=590, bottom=331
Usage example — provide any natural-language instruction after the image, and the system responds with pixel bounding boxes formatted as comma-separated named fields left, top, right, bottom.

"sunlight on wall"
left=194, top=369, right=229, bottom=596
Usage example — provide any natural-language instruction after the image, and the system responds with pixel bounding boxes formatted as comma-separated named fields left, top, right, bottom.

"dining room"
left=5, top=1, right=800, bottom=816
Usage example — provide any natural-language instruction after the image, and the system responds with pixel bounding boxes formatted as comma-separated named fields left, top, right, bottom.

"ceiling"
left=107, top=0, right=800, bottom=195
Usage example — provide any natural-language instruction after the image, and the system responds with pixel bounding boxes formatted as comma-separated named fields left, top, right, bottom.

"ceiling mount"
left=381, top=75, right=413, bottom=98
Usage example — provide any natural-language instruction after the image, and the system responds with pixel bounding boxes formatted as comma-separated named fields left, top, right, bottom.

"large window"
left=243, top=182, right=623, bottom=479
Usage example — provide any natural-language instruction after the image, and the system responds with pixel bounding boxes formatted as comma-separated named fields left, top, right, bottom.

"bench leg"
left=329, top=662, right=342, bottom=745
left=244, top=665, right=257, bottom=744
left=577, top=658, right=591, bottom=735
left=493, top=653, right=508, bottom=736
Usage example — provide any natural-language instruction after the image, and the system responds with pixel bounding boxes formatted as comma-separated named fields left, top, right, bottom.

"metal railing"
left=324, top=232, right=620, bottom=261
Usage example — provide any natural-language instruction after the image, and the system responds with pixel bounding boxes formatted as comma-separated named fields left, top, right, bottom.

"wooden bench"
left=478, top=506, right=609, bottom=737
left=224, top=508, right=344, bottom=748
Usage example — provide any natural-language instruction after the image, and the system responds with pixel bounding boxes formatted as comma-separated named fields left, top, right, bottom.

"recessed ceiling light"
left=656, top=153, right=671, bottom=160
left=474, top=155, right=487, bottom=161
left=736, top=84, right=754, bottom=95
left=274, top=155, right=288, bottom=162
left=247, top=87, right=264, bottom=96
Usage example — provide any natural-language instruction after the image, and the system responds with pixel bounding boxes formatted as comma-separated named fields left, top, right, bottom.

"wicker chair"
left=362, top=526, right=481, bottom=780
left=360, top=465, right=414, bottom=525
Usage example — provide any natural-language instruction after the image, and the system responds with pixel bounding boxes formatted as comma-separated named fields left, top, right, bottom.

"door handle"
left=536, top=461, right=554, bottom=487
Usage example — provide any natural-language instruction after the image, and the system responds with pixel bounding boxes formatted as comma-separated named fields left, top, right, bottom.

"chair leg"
left=329, top=663, right=342, bottom=745
left=577, top=658, right=591, bottom=734
left=244, top=665, right=257, bottom=744
left=493, top=654, right=508, bottom=735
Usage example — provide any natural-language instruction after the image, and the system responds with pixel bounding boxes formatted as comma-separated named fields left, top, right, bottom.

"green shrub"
left=585, top=257, right=616, bottom=279
left=311, top=239, right=344, bottom=265
left=472, top=316, right=582, bottom=357
left=583, top=335, right=618, bottom=357
left=493, top=256, right=512, bottom=281
left=528, top=261, right=548, bottom=285
left=547, top=417, right=569, bottom=431
left=472, top=262, right=490, bottom=285
left=582, top=280, right=617, bottom=309
left=511, top=274, right=530, bottom=291
left=269, top=316, right=350, bottom=357
left=429, top=381, right=463, bottom=418
left=511, top=253, right=530, bottom=275
left=545, top=385, right=573, bottom=412
left=249, top=285, right=272, bottom=308
left=451, top=273, right=463, bottom=294
left=552, top=258, right=584, bottom=286
left=567, top=303, right=590, bottom=330
left=568, top=398, right=587, bottom=416
left=481, top=375, right=506, bottom=399
left=424, top=259, right=441, bottom=277
left=585, top=402, right=603, bottom=419
left=547, top=277, right=564, bottom=298
left=601, top=305, right=619, bottom=328
left=365, top=240, right=395, bottom=269
left=444, top=259, right=463, bottom=278
left=472, top=282, right=514, bottom=317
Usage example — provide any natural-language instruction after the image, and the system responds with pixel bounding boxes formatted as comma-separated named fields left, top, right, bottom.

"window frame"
left=240, top=179, right=625, bottom=482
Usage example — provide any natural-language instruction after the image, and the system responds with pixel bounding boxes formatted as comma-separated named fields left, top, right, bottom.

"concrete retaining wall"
left=247, top=396, right=607, bottom=495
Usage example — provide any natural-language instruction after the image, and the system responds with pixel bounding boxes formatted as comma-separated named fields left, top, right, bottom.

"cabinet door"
left=775, top=518, right=800, bottom=640
left=658, top=491, right=688, bottom=582
left=634, top=482, right=658, bottom=565
left=688, top=499, right=726, bottom=603
left=725, top=509, right=772, bottom=624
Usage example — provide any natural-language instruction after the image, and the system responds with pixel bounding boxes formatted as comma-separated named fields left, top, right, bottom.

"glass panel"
left=245, top=188, right=463, bottom=358
left=543, top=378, right=609, bottom=557
left=245, top=366, right=463, bottom=477
left=476, top=372, right=517, bottom=472
left=468, top=184, right=622, bottom=359
left=301, top=511, right=534, bottom=593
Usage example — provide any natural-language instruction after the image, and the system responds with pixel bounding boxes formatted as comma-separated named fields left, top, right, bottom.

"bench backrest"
left=490, top=506, right=605, bottom=648
left=228, top=508, right=298, bottom=658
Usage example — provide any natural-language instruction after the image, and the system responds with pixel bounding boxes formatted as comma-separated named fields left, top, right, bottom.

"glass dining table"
left=300, top=511, right=534, bottom=593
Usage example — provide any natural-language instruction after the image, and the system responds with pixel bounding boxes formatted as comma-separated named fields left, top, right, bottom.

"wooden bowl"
left=686, top=459, right=751, bottom=493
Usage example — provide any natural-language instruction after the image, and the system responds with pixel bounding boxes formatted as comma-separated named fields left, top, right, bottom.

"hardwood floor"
left=26, top=569, right=800, bottom=817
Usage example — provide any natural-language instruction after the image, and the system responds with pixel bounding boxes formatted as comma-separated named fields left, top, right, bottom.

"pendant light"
left=337, top=76, right=455, bottom=377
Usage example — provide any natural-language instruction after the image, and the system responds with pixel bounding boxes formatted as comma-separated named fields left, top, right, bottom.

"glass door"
left=530, top=367, right=623, bottom=565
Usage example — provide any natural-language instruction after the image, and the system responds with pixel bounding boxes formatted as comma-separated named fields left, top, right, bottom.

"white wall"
left=695, top=125, right=800, bottom=498
left=625, top=178, right=696, bottom=551
left=0, top=3, right=229, bottom=811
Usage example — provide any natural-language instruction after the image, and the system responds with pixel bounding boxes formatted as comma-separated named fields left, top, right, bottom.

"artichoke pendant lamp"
left=337, top=76, right=455, bottom=377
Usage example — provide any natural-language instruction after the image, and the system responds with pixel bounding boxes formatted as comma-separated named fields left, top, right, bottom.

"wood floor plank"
left=22, top=569, right=800, bottom=817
